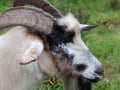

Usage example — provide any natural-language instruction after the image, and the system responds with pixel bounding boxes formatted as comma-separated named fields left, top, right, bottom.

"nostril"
left=75, top=64, right=87, bottom=71
left=95, top=67, right=104, bottom=75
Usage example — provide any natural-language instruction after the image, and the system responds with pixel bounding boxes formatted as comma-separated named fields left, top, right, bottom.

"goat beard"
left=63, top=76, right=91, bottom=90
left=77, top=77, right=91, bottom=90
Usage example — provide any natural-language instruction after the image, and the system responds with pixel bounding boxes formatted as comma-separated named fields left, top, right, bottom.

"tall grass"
left=0, top=0, right=120, bottom=90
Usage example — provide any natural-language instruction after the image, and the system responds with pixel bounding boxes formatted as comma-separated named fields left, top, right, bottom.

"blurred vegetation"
left=0, top=0, right=120, bottom=90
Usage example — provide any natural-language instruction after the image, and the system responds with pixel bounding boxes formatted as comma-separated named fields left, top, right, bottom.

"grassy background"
left=0, top=0, right=120, bottom=90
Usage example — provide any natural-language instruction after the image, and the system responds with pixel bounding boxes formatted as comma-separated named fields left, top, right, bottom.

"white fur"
left=0, top=27, right=58, bottom=90
left=58, top=13, right=80, bottom=31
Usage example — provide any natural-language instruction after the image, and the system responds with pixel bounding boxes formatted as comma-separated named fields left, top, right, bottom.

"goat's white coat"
left=0, top=27, right=56, bottom=90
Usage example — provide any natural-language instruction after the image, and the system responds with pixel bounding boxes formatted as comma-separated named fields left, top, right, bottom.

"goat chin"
left=63, top=77, right=91, bottom=90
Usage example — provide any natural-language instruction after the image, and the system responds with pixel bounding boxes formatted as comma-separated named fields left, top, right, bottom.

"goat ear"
left=20, top=41, right=44, bottom=65
left=80, top=24, right=98, bottom=31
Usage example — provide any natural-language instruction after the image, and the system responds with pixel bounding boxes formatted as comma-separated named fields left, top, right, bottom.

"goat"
left=0, top=0, right=104, bottom=90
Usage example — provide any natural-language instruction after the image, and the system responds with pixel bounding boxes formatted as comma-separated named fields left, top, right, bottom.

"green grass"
left=1, top=0, right=120, bottom=90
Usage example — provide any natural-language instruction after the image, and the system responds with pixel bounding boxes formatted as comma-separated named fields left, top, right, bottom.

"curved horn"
left=0, top=6, right=54, bottom=34
left=13, top=0, right=63, bottom=18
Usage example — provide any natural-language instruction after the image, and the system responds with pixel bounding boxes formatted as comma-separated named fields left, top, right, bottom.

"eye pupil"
left=75, top=64, right=86, bottom=71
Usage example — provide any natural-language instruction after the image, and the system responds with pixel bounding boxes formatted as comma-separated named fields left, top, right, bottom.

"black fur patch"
left=47, top=23, right=75, bottom=51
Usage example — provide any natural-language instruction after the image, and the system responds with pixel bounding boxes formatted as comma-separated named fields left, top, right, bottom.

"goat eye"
left=64, top=32, right=75, bottom=38
left=68, top=32, right=75, bottom=37
left=75, top=64, right=87, bottom=71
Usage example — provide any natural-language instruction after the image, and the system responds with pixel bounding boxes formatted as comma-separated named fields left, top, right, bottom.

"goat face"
left=47, top=13, right=104, bottom=82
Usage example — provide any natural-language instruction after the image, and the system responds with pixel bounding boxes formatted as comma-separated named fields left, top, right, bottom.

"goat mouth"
left=76, top=74, right=101, bottom=83
left=85, top=77, right=100, bottom=83
left=73, top=72, right=101, bottom=83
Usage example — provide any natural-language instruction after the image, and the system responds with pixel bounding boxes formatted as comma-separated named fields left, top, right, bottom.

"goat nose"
left=95, top=67, right=104, bottom=76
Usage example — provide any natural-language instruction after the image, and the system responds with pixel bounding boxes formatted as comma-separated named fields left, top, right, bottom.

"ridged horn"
left=13, top=0, right=63, bottom=18
left=0, top=6, right=55, bottom=34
